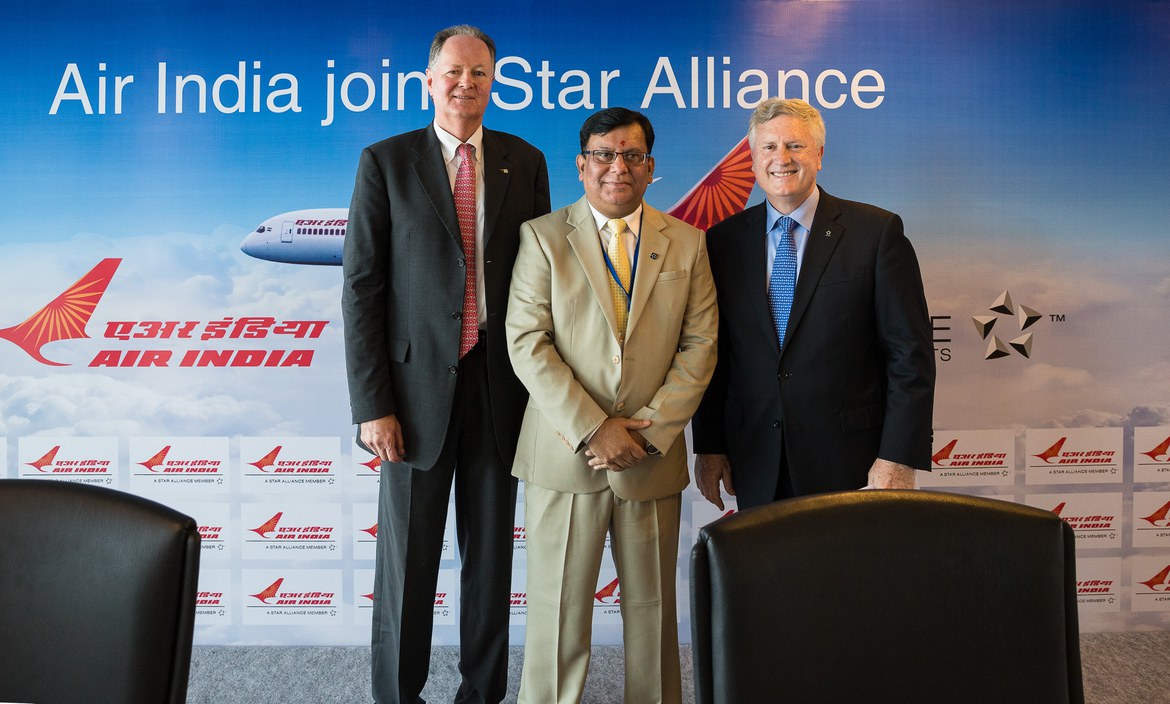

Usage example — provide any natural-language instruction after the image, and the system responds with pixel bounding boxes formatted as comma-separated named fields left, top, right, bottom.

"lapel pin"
left=650, top=252, right=659, bottom=260
left=825, top=230, right=832, bottom=237
left=500, top=168, right=509, bottom=174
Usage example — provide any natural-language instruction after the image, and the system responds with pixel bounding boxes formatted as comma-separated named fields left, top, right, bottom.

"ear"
left=576, top=154, right=586, bottom=181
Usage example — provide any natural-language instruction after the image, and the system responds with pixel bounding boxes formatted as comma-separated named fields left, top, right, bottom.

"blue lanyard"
left=600, top=210, right=643, bottom=312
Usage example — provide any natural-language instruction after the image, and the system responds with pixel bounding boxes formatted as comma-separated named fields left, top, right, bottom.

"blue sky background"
left=4, top=0, right=1167, bottom=247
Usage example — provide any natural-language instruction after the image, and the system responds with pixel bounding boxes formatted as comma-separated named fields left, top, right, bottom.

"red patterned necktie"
left=455, top=142, right=478, bottom=358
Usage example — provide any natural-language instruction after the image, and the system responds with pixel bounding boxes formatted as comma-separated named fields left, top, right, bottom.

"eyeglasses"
left=581, top=149, right=651, bottom=166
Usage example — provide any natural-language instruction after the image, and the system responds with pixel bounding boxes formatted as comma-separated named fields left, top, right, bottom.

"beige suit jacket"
left=506, top=196, right=718, bottom=502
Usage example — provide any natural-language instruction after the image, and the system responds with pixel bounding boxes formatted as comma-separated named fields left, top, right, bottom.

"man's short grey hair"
left=428, top=25, right=497, bottom=69
left=748, top=98, right=826, bottom=149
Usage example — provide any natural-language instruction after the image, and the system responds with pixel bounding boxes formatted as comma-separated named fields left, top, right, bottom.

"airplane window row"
left=296, top=227, right=346, bottom=236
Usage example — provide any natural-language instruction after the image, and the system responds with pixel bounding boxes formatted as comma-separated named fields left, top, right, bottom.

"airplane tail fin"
left=0, top=258, right=121, bottom=366
left=666, top=137, right=755, bottom=231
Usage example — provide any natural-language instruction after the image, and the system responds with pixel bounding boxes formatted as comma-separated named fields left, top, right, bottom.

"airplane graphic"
left=0, top=258, right=121, bottom=365
left=240, top=138, right=755, bottom=265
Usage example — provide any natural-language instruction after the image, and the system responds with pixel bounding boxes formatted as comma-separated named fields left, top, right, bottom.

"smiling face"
left=426, top=34, right=493, bottom=141
left=750, top=115, right=824, bottom=214
left=576, top=124, right=655, bottom=219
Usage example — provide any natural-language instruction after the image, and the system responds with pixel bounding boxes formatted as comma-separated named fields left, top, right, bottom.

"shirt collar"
left=587, top=201, right=644, bottom=239
left=434, top=122, right=484, bottom=165
left=765, top=187, right=820, bottom=234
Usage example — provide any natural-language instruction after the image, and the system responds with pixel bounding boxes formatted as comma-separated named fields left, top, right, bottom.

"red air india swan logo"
left=1140, top=501, right=1170, bottom=528
left=251, top=578, right=284, bottom=604
left=1142, top=436, right=1170, bottom=463
left=595, top=578, right=621, bottom=605
left=1033, top=437, right=1066, bottom=464
left=0, top=258, right=121, bottom=366
left=138, top=446, right=171, bottom=472
left=26, top=446, right=61, bottom=472
left=1139, top=566, right=1170, bottom=593
left=250, top=512, right=284, bottom=538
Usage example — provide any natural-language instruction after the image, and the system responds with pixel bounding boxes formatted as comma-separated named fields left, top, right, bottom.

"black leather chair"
left=690, top=489, right=1083, bottom=704
left=0, top=479, right=201, bottom=704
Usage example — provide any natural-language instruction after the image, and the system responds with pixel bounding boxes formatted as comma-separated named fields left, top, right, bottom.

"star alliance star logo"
left=971, top=291, right=1042, bottom=360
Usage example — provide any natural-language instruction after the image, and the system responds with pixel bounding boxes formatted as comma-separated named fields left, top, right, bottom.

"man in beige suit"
left=506, top=107, right=718, bottom=704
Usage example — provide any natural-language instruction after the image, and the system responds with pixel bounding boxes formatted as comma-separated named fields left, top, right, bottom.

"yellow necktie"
left=607, top=218, right=631, bottom=340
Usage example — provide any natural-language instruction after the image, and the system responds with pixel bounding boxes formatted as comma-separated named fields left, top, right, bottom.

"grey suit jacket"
left=342, top=124, right=551, bottom=470
left=507, top=197, right=718, bottom=502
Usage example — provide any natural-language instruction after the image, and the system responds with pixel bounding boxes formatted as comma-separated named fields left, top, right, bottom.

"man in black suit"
left=692, top=98, right=934, bottom=510
left=341, top=25, right=550, bottom=704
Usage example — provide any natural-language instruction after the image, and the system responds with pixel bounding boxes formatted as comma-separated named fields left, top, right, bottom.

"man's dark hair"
left=578, top=107, right=655, bottom=153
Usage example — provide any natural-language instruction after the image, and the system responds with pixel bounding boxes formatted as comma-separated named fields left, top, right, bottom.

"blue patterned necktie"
left=768, top=215, right=797, bottom=348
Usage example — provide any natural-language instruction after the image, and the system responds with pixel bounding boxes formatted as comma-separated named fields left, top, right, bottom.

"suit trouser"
left=518, top=482, right=682, bottom=704
left=371, top=340, right=517, bottom=704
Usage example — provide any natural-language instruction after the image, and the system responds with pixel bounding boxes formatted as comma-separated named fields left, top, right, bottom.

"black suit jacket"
left=342, top=124, right=551, bottom=470
left=692, top=188, right=934, bottom=505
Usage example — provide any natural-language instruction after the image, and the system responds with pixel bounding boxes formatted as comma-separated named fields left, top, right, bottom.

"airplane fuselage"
left=240, top=209, right=347, bottom=265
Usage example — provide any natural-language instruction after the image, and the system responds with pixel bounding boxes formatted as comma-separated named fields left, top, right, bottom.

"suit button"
left=448, top=365, right=458, bottom=374
left=616, top=402, right=626, bottom=412
left=773, top=420, right=781, bottom=429
left=612, top=355, right=621, bottom=365
left=451, top=311, right=460, bottom=319
left=458, top=258, right=466, bottom=268
left=779, top=372, right=791, bottom=381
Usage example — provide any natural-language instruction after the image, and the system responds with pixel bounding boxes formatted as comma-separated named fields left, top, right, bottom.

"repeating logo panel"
left=923, top=430, right=1014, bottom=487
left=1025, top=428, right=1123, bottom=485
left=17, top=437, right=118, bottom=486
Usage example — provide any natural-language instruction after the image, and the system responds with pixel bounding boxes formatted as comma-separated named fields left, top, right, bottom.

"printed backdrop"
left=3, top=0, right=1168, bottom=644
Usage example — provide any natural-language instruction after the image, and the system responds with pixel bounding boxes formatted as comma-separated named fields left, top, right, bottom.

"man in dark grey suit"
left=692, top=98, right=934, bottom=510
left=342, top=25, right=550, bottom=704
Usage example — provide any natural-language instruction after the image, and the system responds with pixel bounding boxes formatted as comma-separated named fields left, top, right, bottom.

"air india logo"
left=1032, top=437, right=1116, bottom=465
left=595, top=578, right=621, bottom=606
left=932, top=439, right=1009, bottom=469
left=1049, top=502, right=1117, bottom=531
left=247, top=446, right=333, bottom=474
left=249, top=577, right=336, bottom=606
left=1140, top=501, right=1170, bottom=528
left=971, top=290, right=1042, bottom=360
left=668, top=137, right=755, bottom=231
left=136, top=445, right=223, bottom=474
left=0, top=258, right=121, bottom=366
left=24, top=445, right=112, bottom=476
left=1142, top=436, right=1170, bottom=463
left=1138, top=565, right=1170, bottom=593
